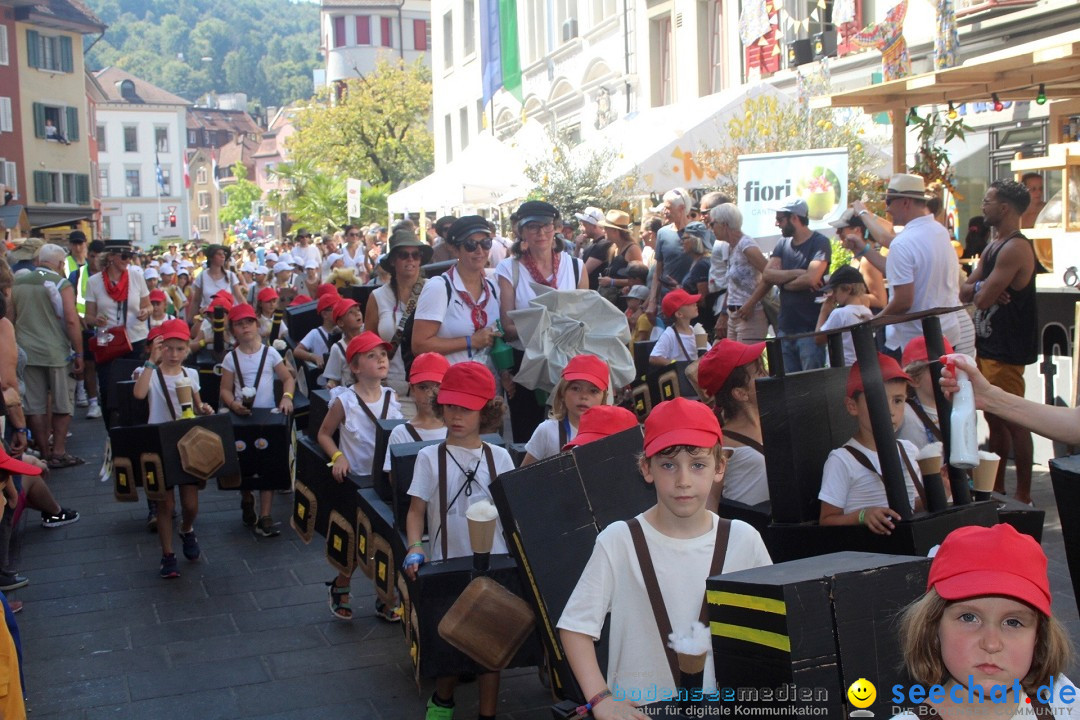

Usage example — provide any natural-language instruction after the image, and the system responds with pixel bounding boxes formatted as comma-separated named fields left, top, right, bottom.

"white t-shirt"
left=818, top=438, right=920, bottom=514
left=884, top=215, right=968, bottom=352
left=722, top=445, right=769, bottom=505
left=371, top=282, right=411, bottom=388
left=383, top=423, right=447, bottom=472
left=819, top=303, right=874, bottom=365
left=86, top=270, right=151, bottom=343
left=524, top=418, right=576, bottom=461
left=407, top=442, right=515, bottom=561
left=146, top=367, right=201, bottom=424
left=292, top=244, right=321, bottom=268
left=650, top=326, right=702, bottom=362
left=495, top=253, right=583, bottom=348
left=300, top=326, right=334, bottom=357
left=198, top=317, right=235, bottom=351
left=891, top=675, right=1077, bottom=719
left=897, top=400, right=940, bottom=451
left=341, top=244, right=365, bottom=269
left=414, top=271, right=500, bottom=366
left=331, top=385, right=403, bottom=476
left=321, top=339, right=354, bottom=387
left=193, top=269, right=239, bottom=311
left=221, top=345, right=284, bottom=409
left=708, top=239, right=730, bottom=294
left=557, top=513, right=772, bottom=698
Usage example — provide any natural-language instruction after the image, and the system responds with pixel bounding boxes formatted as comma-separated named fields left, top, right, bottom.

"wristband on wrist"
left=858, top=209, right=869, bottom=217
left=328, top=451, right=344, bottom=466
left=465, top=334, right=472, bottom=358
left=144, top=361, right=157, bottom=370
left=282, top=392, right=294, bottom=400
left=575, top=690, right=613, bottom=718
left=858, top=509, right=867, bottom=525
left=409, top=541, right=424, bottom=549
left=14, top=428, right=27, bottom=434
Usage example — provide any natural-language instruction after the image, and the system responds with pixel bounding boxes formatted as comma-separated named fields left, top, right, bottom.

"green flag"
left=497, top=0, right=522, bottom=102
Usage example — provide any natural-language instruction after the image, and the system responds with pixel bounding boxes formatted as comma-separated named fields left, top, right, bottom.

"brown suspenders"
left=844, top=442, right=927, bottom=506
left=436, top=443, right=498, bottom=559
left=722, top=429, right=764, bottom=454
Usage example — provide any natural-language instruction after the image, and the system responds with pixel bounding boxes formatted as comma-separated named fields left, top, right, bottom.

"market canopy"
left=812, top=28, right=1080, bottom=114
left=387, top=133, right=532, bottom=214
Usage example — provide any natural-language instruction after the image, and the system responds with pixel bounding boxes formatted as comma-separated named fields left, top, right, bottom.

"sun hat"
left=697, top=339, right=766, bottom=396
left=928, top=523, right=1051, bottom=615
left=561, top=355, right=610, bottom=392
left=409, top=352, right=451, bottom=385
left=846, top=353, right=912, bottom=398
left=643, top=397, right=723, bottom=457
left=563, top=406, right=639, bottom=451
left=825, top=265, right=865, bottom=289
left=143, top=267, right=160, bottom=281
left=599, top=209, right=632, bottom=231
left=627, top=285, right=650, bottom=301
left=0, top=446, right=43, bottom=477
left=437, top=362, right=496, bottom=411
left=886, top=173, right=931, bottom=200
left=380, top=229, right=433, bottom=270
left=447, top=215, right=492, bottom=245
left=515, top=200, right=559, bottom=229
left=290, top=294, right=312, bottom=306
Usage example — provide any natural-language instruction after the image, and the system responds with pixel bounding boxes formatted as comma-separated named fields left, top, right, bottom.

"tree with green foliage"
left=285, top=58, right=434, bottom=190
left=219, top=164, right=262, bottom=226
left=267, top=159, right=392, bottom=232
left=523, top=129, right=635, bottom=219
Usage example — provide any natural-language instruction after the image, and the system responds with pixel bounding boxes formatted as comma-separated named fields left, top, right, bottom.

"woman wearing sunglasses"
left=364, top=229, right=433, bottom=415
left=185, top=244, right=244, bottom=325
left=84, top=241, right=152, bottom=424
left=411, top=215, right=502, bottom=369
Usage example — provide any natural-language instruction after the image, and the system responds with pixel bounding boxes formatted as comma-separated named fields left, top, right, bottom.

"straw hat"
left=886, top=173, right=931, bottom=200
left=599, top=209, right=632, bottom=231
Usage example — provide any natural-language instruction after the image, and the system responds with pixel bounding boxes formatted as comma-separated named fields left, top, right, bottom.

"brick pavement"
left=9, top=413, right=1080, bottom=718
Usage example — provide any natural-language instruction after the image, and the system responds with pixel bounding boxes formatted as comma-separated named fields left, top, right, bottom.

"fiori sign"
left=738, top=147, right=849, bottom=239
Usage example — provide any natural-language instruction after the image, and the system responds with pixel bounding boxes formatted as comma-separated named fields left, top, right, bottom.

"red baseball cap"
left=438, top=361, right=496, bottom=411
left=257, top=287, right=279, bottom=304
left=228, top=303, right=257, bottom=324
left=902, top=335, right=955, bottom=369
left=290, top=294, right=313, bottom=307
left=661, top=288, right=701, bottom=319
left=317, top=292, right=340, bottom=314
left=346, top=331, right=392, bottom=361
left=147, top=325, right=164, bottom=344
left=697, top=339, right=766, bottom=396
left=563, top=406, right=639, bottom=451
left=562, top=355, right=610, bottom=391
left=332, top=298, right=359, bottom=322
left=0, top=447, right=42, bottom=477
left=928, top=523, right=1051, bottom=615
left=410, top=352, right=451, bottom=384
left=159, top=318, right=191, bottom=342
left=643, top=397, right=723, bottom=456
left=846, top=353, right=911, bottom=397
left=148, top=289, right=167, bottom=304
left=316, top=283, right=338, bottom=299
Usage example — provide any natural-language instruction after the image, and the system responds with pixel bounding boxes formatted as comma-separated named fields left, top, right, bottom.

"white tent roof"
left=388, top=133, right=532, bottom=214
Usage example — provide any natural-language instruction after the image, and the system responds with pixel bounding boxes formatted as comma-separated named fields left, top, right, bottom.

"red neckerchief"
left=519, top=250, right=561, bottom=289
left=450, top=267, right=489, bottom=332
left=102, top=269, right=130, bottom=303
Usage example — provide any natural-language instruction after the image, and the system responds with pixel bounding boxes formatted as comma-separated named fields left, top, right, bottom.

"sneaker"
left=8, top=599, right=23, bottom=614
left=74, top=383, right=88, bottom=408
left=160, top=553, right=180, bottom=579
left=375, top=600, right=403, bottom=624
left=146, top=503, right=158, bottom=533
left=86, top=401, right=102, bottom=419
left=41, top=508, right=79, bottom=528
left=179, top=530, right=201, bottom=561
left=255, top=516, right=280, bottom=537
left=424, top=696, right=455, bottom=720
left=240, top=495, right=256, bottom=527
left=0, top=573, right=29, bottom=592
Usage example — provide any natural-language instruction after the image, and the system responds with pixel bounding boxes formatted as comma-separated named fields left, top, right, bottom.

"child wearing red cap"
left=134, top=319, right=214, bottom=578
left=254, top=286, right=280, bottom=341
left=560, top=405, right=639, bottom=451
left=403, top=361, right=513, bottom=720
left=147, top=289, right=173, bottom=330
left=696, top=339, right=770, bottom=510
left=220, top=303, right=296, bottom=538
left=189, top=292, right=236, bottom=354
left=897, top=335, right=954, bottom=452
left=317, top=331, right=403, bottom=621
left=320, top=298, right=363, bottom=390
left=894, top=524, right=1074, bottom=718
left=558, top=397, right=771, bottom=715
left=381, top=352, right=449, bottom=475
left=294, top=291, right=341, bottom=369
left=819, top=354, right=924, bottom=535
left=650, top=288, right=707, bottom=366
left=522, top=355, right=610, bottom=465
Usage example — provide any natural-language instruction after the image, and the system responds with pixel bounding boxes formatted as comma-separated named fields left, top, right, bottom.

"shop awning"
left=812, top=29, right=1080, bottom=114
left=26, top=207, right=94, bottom=230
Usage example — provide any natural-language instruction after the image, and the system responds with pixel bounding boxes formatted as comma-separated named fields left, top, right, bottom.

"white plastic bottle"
left=948, top=358, right=979, bottom=469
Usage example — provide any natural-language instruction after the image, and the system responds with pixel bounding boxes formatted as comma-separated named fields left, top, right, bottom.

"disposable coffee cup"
left=175, top=378, right=194, bottom=407
left=916, top=442, right=943, bottom=476
left=240, top=386, right=257, bottom=408
left=677, top=651, right=707, bottom=676
left=972, top=451, right=1000, bottom=500
left=693, top=323, right=708, bottom=350
left=466, top=500, right=499, bottom=572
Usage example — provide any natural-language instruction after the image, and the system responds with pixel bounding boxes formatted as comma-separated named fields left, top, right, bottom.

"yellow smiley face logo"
left=847, top=678, right=876, bottom=709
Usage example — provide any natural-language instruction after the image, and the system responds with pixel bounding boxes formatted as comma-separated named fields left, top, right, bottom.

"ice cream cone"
left=240, top=386, right=256, bottom=409
left=677, top=651, right=707, bottom=675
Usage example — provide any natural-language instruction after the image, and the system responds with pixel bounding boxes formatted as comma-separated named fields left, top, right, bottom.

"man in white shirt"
left=290, top=229, right=321, bottom=268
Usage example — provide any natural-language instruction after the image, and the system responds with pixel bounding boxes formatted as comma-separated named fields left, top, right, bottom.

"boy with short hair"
left=818, top=353, right=924, bottom=535
left=558, top=397, right=772, bottom=716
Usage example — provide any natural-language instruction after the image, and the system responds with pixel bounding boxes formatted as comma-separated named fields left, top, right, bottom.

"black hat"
left=68, top=230, right=87, bottom=244
left=102, top=239, right=135, bottom=253
left=447, top=215, right=492, bottom=245
left=294, top=229, right=311, bottom=239
left=88, top=240, right=106, bottom=254
left=514, top=200, right=559, bottom=228
left=826, top=265, right=865, bottom=288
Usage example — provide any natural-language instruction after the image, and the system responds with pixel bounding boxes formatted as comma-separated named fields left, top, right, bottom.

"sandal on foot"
left=46, top=453, right=84, bottom=469
left=326, top=579, right=352, bottom=620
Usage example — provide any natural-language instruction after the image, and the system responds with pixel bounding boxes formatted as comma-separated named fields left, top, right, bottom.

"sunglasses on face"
left=523, top=222, right=554, bottom=233
left=119, top=251, right=132, bottom=260
left=395, top=250, right=423, bottom=261
left=460, top=237, right=493, bottom=252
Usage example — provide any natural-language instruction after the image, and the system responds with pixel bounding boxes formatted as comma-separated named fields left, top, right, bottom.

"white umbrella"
left=508, top=286, right=636, bottom=393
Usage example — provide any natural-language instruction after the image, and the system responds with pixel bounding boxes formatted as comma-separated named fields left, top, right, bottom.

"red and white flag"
left=183, top=153, right=191, bottom=189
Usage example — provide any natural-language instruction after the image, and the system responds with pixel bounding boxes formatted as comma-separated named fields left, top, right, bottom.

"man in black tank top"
left=960, top=180, right=1037, bottom=504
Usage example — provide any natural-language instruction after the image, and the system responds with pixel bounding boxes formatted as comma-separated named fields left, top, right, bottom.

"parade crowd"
left=0, top=169, right=1070, bottom=720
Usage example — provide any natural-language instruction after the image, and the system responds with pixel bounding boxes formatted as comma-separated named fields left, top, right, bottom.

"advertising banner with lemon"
left=739, top=147, right=849, bottom=239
